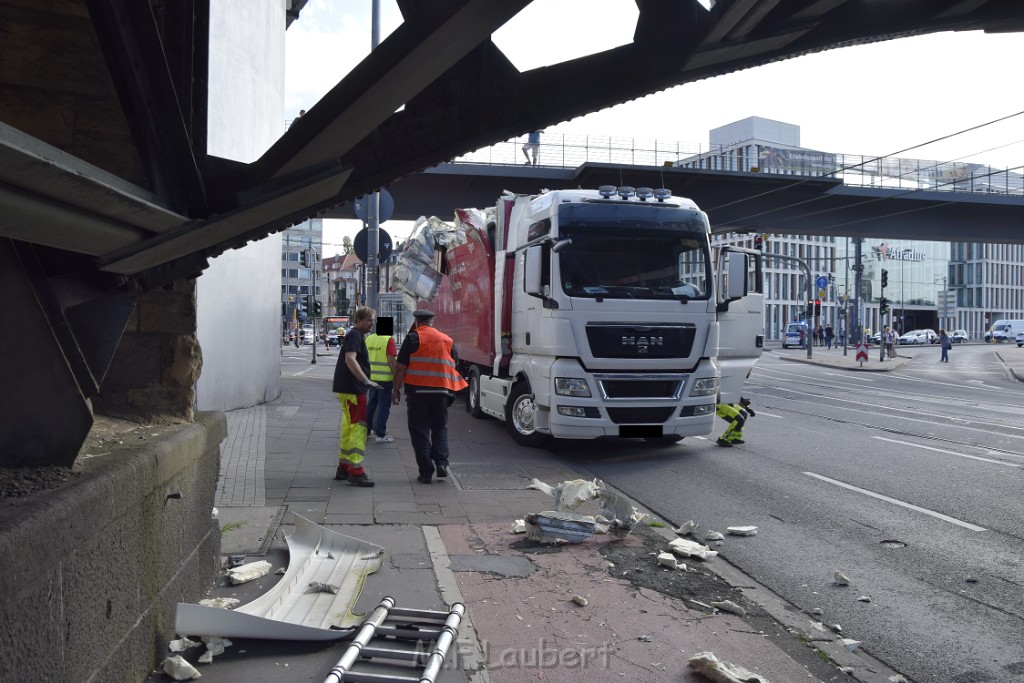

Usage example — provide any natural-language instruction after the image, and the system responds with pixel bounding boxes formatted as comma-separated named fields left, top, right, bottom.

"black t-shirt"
left=332, top=328, right=371, bottom=394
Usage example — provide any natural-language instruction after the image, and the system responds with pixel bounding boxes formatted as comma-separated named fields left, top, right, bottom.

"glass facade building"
left=691, top=117, right=1024, bottom=340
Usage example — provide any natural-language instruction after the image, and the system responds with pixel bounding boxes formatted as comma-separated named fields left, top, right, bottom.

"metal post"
left=852, top=237, right=863, bottom=346
left=843, top=237, right=849, bottom=356
left=366, top=0, right=381, bottom=313
left=310, top=238, right=317, bottom=365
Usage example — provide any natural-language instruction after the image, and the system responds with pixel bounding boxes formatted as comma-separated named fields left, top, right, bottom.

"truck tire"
left=505, top=383, right=549, bottom=448
left=466, top=366, right=484, bottom=419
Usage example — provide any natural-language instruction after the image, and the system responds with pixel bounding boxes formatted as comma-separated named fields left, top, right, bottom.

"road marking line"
left=872, top=436, right=1021, bottom=466
left=802, top=471, right=987, bottom=531
left=293, top=367, right=315, bottom=377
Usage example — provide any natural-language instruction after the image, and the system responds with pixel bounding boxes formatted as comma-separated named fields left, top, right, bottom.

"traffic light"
left=300, top=249, right=309, bottom=267
left=814, top=299, right=821, bottom=316
left=879, top=297, right=889, bottom=315
left=881, top=269, right=889, bottom=289
left=312, top=300, right=322, bottom=317
left=754, top=235, right=763, bottom=250
left=806, top=301, right=814, bottom=319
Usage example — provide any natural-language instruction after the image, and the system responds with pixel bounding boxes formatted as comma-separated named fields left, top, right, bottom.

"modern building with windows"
left=281, top=218, right=323, bottom=331
left=681, top=117, right=1024, bottom=341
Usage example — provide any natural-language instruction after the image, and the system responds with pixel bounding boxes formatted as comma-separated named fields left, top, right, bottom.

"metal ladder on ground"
left=322, top=597, right=466, bottom=683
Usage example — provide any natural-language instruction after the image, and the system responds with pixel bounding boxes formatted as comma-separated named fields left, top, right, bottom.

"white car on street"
left=898, top=329, right=937, bottom=345
left=1017, top=331, right=1024, bottom=348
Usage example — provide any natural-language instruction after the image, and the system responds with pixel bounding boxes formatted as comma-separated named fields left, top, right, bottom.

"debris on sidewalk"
left=668, top=537, right=718, bottom=561
left=175, top=515, right=384, bottom=640
left=522, top=477, right=646, bottom=542
left=705, top=530, right=726, bottom=542
left=227, top=560, right=271, bottom=585
left=656, top=551, right=687, bottom=570
left=833, top=570, right=851, bottom=586
left=726, top=525, right=758, bottom=536
left=688, top=651, right=769, bottom=683
left=197, top=636, right=232, bottom=664
left=524, top=511, right=596, bottom=543
left=673, top=520, right=698, bottom=536
left=857, top=595, right=872, bottom=603
left=840, top=637, right=862, bottom=651
left=199, top=597, right=239, bottom=610
left=168, top=636, right=201, bottom=652
left=510, top=519, right=527, bottom=534
left=571, top=594, right=588, bottom=607
left=710, top=600, right=747, bottom=617
left=162, top=655, right=202, bottom=681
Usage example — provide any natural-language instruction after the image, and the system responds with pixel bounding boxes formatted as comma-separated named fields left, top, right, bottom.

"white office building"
left=681, top=117, right=1024, bottom=341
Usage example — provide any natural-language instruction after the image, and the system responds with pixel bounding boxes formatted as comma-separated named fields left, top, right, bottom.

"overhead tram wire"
left=705, top=108, right=1024, bottom=229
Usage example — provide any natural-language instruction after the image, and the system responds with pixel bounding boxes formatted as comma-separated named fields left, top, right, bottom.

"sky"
left=284, top=1, right=1024, bottom=257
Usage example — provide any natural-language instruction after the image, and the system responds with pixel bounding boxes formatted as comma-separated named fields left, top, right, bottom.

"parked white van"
left=984, top=319, right=1024, bottom=343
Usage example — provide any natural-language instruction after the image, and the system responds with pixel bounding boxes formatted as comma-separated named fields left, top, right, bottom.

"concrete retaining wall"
left=0, top=412, right=226, bottom=682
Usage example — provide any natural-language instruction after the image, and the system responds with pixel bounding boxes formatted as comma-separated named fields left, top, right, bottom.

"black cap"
left=413, top=309, right=436, bottom=319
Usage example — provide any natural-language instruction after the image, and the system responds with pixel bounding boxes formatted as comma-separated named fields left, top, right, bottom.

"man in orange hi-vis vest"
left=392, top=309, right=467, bottom=484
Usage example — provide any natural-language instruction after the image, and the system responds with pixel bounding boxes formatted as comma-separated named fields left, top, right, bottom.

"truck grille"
left=607, top=407, right=676, bottom=424
left=599, top=379, right=682, bottom=399
left=586, top=324, right=695, bottom=359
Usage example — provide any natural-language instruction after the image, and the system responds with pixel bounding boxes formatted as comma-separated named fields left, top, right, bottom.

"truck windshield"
left=557, top=221, right=710, bottom=300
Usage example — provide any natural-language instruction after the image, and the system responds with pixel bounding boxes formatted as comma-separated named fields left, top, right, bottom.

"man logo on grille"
left=622, top=336, right=662, bottom=353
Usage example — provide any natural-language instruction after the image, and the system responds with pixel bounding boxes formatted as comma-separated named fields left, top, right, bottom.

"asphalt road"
left=567, top=344, right=1024, bottom=683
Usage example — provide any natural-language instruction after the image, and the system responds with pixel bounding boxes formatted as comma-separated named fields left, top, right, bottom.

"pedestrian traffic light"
left=881, top=269, right=889, bottom=289
left=814, top=299, right=821, bottom=316
left=879, top=297, right=889, bottom=315
left=300, top=250, right=309, bottom=267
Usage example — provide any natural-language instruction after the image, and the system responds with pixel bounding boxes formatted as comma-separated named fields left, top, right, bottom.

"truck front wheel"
left=466, top=367, right=484, bottom=419
left=505, top=383, right=549, bottom=448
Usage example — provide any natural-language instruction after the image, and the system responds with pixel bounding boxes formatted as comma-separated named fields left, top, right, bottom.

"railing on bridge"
left=450, top=133, right=1024, bottom=197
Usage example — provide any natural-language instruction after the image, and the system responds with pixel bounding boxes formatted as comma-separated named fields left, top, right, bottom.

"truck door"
left=716, top=249, right=764, bottom=403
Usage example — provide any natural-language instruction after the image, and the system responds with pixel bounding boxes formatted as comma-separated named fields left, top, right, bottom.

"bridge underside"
left=374, top=162, right=1024, bottom=243
left=1, top=0, right=1023, bottom=464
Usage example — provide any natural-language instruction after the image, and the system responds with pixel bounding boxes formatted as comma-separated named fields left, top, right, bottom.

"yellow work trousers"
left=337, top=393, right=367, bottom=467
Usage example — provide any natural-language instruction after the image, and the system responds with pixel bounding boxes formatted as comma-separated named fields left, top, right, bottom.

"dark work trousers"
left=406, top=391, right=450, bottom=477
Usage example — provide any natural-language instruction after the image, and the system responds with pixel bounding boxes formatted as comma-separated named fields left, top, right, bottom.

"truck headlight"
left=555, top=378, right=591, bottom=397
left=690, top=377, right=718, bottom=397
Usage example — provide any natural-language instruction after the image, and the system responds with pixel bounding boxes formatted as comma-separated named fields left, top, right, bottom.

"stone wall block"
left=0, top=413, right=225, bottom=682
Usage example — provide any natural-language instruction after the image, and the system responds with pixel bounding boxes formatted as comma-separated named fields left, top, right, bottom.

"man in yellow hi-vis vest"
left=365, top=317, right=397, bottom=444
left=392, top=310, right=467, bottom=484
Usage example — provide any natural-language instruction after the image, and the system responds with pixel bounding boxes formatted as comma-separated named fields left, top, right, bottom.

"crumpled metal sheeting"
left=175, top=515, right=384, bottom=641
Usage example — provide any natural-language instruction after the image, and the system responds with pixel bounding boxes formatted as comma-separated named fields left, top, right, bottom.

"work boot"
left=334, top=463, right=350, bottom=480
left=348, top=473, right=375, bottom=487
left=416, top=474, right=432, bottom=484
left=731, top=439, right=745, bottom=445
left=435, top=464, right=448, bottom=478
left=716, top=438, right=733, bottom=448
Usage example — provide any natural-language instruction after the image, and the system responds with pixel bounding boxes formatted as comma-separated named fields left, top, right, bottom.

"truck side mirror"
left=524, top=245, right=544, bottom=295
left=726, top=251, right=748, bottom=299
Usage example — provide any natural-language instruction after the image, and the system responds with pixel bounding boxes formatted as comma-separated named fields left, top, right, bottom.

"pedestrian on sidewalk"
left=825, top=324, right=834, bottom=350
left=392, top=310, right=467, bottom=484
left=331, top=306, right=380, bottom=487
left=884, top=326, right=897, bottom=360
left=365, top=317, right=398, bottom=444
left=939, top=328, right=952, bottom=362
